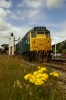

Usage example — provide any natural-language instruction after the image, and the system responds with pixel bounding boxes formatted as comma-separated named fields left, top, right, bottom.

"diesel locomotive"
left=16, top=27, right=52, bottom=62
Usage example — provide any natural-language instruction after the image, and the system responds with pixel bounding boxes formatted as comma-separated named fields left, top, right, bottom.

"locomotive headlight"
left=33, top=41, right=35, bottom=43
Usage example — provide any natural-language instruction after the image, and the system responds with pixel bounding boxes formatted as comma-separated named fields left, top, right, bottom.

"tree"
left=1, top=44, right=8, bottom=50
left=58, top=45, right=63, bottom=53
left=1, top=44, right=9, bottom=54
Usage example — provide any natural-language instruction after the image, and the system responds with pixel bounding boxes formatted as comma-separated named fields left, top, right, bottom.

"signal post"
left=9, top=33, right=15, bottom=56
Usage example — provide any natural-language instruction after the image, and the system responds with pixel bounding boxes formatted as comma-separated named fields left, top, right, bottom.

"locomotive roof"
left=28, top=27, right=50, bottom=32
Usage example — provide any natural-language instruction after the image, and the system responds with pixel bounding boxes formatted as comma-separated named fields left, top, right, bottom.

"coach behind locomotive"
left=16, top=27, right=52, bottom=62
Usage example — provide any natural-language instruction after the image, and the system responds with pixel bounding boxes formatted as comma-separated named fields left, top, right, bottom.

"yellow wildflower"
left=34, top=79, right=44, bottom=85
left=37, top=69, right=43, bottom=73
left=36, top=73, right=42, bottom=78
left=37, top=66, right=40, bottom=69
left=50, top=72, right=59, bottom=77
left=40, top=67, right=47, bottom=71
left=24, top=73, right=32, bottom=80
left=33, top=71, right=38, bottom=75
left=42, top=73, right=48, bottom=81
left=24, top=66, right=60, bottom=86
left=29, top=75, right=36, bottom=83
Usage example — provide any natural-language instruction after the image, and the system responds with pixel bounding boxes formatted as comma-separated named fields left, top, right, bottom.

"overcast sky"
left=0, top=0, right=66, bottom=47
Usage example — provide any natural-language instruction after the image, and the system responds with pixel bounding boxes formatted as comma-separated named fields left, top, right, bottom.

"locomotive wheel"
left=43, top=58, right=48, bottom=63
left=26, top=52, right=29, bottom=60
left=39, top=51, right=43, bottom=63
left=43, top=54, right=48, bottom=63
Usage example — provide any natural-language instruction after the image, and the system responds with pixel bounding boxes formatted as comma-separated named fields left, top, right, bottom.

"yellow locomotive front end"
left=30, top=27, right=52, bottom=51
left=30, top=27, right=52, bottom=62
left=30, top=33, right=51, bottom=51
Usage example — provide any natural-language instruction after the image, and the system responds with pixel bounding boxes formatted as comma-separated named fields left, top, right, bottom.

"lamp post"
left=55, top=39, right=56, bottom=57
left=53, top=37, right=61, bottom=57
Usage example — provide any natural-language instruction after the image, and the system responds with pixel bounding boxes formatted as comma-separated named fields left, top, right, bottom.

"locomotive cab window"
left=37, top=31, right=44, bottom=34
left=31, top=32, right=36, bottom=38
left=45, top=31, right=50, bottom=38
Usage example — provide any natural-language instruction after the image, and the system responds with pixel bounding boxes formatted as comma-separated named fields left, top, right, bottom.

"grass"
left=0, top=55, right=66, bottom=100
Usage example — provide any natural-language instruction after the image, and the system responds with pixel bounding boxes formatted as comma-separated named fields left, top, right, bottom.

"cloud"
left=18, top=0, right=41, bottom=8
left=50, top=21, right=66, bottom=44
left=11, top=9, right=40, bottom=22
left=45, top=0, right=65, bottom=9
left=0, top=8, right=11, bottom=31
left=11, top=13, right=25, bottom=21
left=0, top=0, right=12, bottom=8
left=18, top=0, right=65, bottom=10
left=0, top=8, right=11, bottom=19
left=17, top=0, right=42, bottom=21
left=17, top=10, right=22, bottom=14
left=0, top=19, right=11, bottom=31
left=24, top=9, right=39, bottom=18
left=0, top=8, right=7, bottom=19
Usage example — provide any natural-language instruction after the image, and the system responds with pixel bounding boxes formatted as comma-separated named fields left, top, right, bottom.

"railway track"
left=44, top=62, right=66, bottom=71
left=46, top=58, right=66, bottom=71
left=20, top=57, right=66, bottom=72
left=51, top=57, right=66, bottom=63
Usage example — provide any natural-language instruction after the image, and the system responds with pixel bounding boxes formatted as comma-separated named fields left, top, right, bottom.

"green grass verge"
left=0, top=55, right=66, bottom=100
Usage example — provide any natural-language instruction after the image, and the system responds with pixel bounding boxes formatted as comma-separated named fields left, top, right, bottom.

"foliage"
left=52, top=40, right=66, bottom=53
left=58, top=44, right=63, bottom=53
left=0, top=55, right=66, bottom=100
